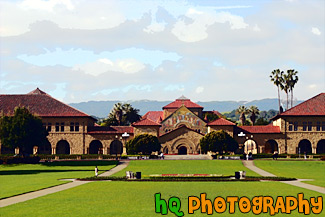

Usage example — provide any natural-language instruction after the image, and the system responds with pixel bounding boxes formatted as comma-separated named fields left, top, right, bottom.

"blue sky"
left=0, top=0, right=324, bottom=103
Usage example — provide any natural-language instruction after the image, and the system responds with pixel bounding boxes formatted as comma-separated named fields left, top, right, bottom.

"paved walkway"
left=0, top=161, right=129, bottom=208
left=242, top=160, right=325, bottom=194
left=164, top=154, right=210, bottom=160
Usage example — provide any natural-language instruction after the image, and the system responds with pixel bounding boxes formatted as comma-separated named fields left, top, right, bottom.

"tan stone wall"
left=159, top=128, right=203, bottom=154
left=134, top=126, right=160, bottom=137
left=208, top=126, right=234, bottom=137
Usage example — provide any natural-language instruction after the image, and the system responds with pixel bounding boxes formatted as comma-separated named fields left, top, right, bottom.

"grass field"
left=0, top=160, right=117, bottom=199
left=113, top=160, right=260, bottom=177
left=0, top=181, right=322, bottom=216
left=254, top=160, right=325, bottom=187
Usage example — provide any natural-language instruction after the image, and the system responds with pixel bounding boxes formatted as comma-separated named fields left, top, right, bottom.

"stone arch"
left=171, top=138, right=195, bottom=155
left=110, top=140, right=123, bottom=155
left=163, top=146, right=169, bottom=154
left=56, top=140, right=70, bottom=155
left=175, top=122, right=191, bottom=129
left=316, top=139, right=325, bottom=154
left=89, top=140, right=103, bottom=154
left=298, top=139, right=312, bottom=154
left=264, top=140, right=279, bottom=154
left=244, top=139, right=258, bottom=154
left=38, top=140, right=52, bottom=154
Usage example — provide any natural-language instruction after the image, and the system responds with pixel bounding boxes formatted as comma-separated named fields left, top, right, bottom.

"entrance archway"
left=264, top=140, right=278, bottom=154
left=110, top=140, right=123, bottom=155
left=0, top=146, right=15, bottom=155
left=56, top=140, right=70, bottom=154
left=178, top=146, right=187, bottom=155
left=244, top=139, right=258, bottom=154
left=89, top=140, right=103, bottom=154
left=39, top=140, right=52, bottom=154
left=316, top=139, right=325, bottom=154
left=163, top=146, right=169, bottom=154
left=298, top=139, right=312, bottom=154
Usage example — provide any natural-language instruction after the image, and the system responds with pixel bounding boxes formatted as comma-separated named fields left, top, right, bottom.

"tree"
left=255, top=117, right=269, bottom=125
left=126, top=134, right=161, bottom=155
left=248, top=106, right=260, bottom=125
left=286, top=69, right=299, bottom=108
left=0, top=107, right=49, bottom=155
left=282, top=72, right=290, bottom=110
left=236, top=106, right=248, bottom=126
left=270, top=69, right=284, bottom=113
left=199, top=130, right=238, bottom=154
left=103, top=103, right=141, bottom=126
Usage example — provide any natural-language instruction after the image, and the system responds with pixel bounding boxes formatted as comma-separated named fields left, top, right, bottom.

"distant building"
left=0, top=89, right=324, bottom=155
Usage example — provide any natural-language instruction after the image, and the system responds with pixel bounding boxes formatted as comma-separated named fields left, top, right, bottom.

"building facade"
left=0, top=89, right=324, bottom=155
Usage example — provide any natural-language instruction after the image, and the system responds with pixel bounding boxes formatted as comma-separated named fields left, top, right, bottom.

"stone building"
left=0, top=88, right=133, bottom=155
left=0, top=89, right=324, bottom=155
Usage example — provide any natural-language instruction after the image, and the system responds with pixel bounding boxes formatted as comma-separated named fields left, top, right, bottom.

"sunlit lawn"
left=0, top=160, right=117, bottom=199
left=0, top=181, right=322, bottom=216
left=113, top=160, right=260, bottom=177
left=254, top=160, right=325, bottom=187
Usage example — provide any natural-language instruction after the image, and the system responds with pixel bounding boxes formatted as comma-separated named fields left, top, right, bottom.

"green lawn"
left=254, top=160, right=325, bottom=187
left=0, top=181, right=322, bottom=216
left=0, top=160, right=117, bottom=199
left=113, top=160, right=260, bottom=177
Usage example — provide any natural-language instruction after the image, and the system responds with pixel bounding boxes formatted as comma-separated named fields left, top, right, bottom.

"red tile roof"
left=238, top=125, right=280, bottom=134
left=163, top=97, right=203, bottom=109
left=88, top=126, right=134, bottom=134
left=0, top=88, right=95, bottom=120
left=132, top=118, right=161, bottom=126
left=142, top=111, right=164, bottom=123
left=160, top=125, right=205, bottom=137
left=207, top=118, right=235, bottom=126
left=273, top=93, right=325, bottom=119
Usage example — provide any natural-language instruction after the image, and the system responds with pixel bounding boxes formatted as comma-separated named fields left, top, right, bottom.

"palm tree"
left=248, top=106, right=260, bottom=125
left=287, top=69, right=299, bottom=108
left=236, top=106, right=248, bottom=126
left=282, top=72, right=291, bottom=110
left=270, top=69, right=284, bottom=113
left=111, top=103, right=124, bottom=125
left=105, top=103, right=141, bottom=126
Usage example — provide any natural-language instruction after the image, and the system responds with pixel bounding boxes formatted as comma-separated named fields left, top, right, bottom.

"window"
left=61, top=122, right=64, bottom=132
left=55, top=123, right=60, bottom=132
left=70, top=122, right=75, bottom=132
left=47, top=123, right=52, bottom=132
left=288, top=122, right=293, bottom=131
left=316, top=122, right=321, bottom=131
left=307, top=122, right=312, bottom=131
left=302, top=122, right=307, bottom=131
left=70, top=122, right=79, bottom=132
left=294, top=122, right=298, bottom=131
left=322, top=122, right=325, bottom=131
left=75, top=122, right=79, bottom=132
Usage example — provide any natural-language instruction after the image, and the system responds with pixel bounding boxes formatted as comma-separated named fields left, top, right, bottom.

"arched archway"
left=163, top=146, right=169, bottom=154
left=89, top=140, right=103, bottom=154
left=178, top=146, right=187, bottom=155
left=244, top=139, right=258, bottom=154
left=0, top=146, right=15, bottom=155
left=38, top=140, right=52, bottom=154
left=110, top=140, right=123, bottom=155
left=264, top=140, right=278, bottom=154
left=298, top=139, right=312, bottom=154
left=56, top=140, right=70, bottom=155
left=316, top=139, right=325, bottom=154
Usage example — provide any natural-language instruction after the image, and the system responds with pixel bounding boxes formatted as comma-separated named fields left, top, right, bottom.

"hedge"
left=0, top=156, right=40, bottom=164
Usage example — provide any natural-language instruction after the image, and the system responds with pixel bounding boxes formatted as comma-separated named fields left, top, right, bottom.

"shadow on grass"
left=41, top=160, right=118, bottom=167
left=0, top=169, right=94, bottom=175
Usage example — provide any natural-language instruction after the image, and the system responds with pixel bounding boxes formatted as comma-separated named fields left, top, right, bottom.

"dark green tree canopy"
left=126, top=134, right=161, bottom=155
left=199, top=130, right=238, bottom=154
left=0, top=107, right=49, bottom=155
left=103, top=103, right=141, bottom=126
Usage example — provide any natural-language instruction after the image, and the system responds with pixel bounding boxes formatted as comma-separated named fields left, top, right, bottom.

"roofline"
left=160, top=125, right=205, bottom=137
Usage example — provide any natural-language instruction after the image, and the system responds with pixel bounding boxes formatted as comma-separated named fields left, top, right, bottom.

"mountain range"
left=69, top=98, right=302, bottom=119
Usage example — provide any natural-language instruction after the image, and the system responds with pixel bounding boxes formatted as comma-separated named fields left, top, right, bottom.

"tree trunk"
left=277, top=86, right=281, bottom=113
left=286, top=92, right=289, bottom=110
left=291, top=88, right=293, bottom=108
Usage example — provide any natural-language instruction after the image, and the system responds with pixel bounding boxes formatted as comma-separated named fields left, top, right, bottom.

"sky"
left=0, top=0, right=324, bottom=103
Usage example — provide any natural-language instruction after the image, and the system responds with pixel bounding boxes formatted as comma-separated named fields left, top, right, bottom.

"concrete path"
left=242, top=160, right=325, bottom=194
left=0, top=161, right=130, bottom=208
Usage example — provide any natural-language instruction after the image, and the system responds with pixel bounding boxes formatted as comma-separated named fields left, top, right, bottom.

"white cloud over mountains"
left=0, top=0, right=324, bottom=103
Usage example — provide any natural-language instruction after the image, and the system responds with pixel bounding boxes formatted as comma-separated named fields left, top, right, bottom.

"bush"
left=126, top=134, right=161, bottom=155
left=0, top=156, right=40, bottom=164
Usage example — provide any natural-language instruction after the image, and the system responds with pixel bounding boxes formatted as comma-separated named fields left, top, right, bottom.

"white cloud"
left=19, top=0, right=75, bottom=12
left=143, top=22, right=166, bottom=34
left=195, top=86, right=204, bottom=94
left=311, top=27, right=321, bottom=35
left=73, top=58, right=145, bottom=76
